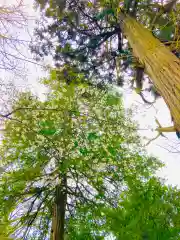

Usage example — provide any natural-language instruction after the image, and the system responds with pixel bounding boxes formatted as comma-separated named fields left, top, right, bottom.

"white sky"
left=2, top=0, right=180, bottom=187
left=123, top=91, right=180, bottom=186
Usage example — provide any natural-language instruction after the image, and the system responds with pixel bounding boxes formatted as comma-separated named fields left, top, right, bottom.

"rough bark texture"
left=120, top=14, right=180, bottom=131
left=51, top=175, right=67, bottom=240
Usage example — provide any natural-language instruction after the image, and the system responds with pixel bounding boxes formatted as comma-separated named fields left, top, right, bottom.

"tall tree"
left=0, top=69, right=161, bottom=239
left=31, top=0, right=180, bottom=131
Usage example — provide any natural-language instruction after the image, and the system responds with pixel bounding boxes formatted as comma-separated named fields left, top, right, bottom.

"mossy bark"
left=120, top=15, right=180, bottom=130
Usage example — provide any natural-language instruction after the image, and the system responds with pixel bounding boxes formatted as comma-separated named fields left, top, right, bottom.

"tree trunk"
left=120, top=14, right=180, bottom=131
left=51, top=175, right=67, bottom=240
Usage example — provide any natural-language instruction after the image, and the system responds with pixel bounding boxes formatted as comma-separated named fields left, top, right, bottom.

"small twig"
left=145, top=132, right=161, bottom=146
left=0, top=107, right=66, bottom=119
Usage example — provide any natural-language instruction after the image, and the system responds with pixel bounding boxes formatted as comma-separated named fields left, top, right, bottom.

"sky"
left=2, top=0, right=180, bottom=187
left=123, top=91, right=180, bottom=186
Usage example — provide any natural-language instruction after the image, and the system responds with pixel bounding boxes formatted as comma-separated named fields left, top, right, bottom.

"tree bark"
left=120, top=14, right=180, bottom=131
left=51, top=175, right=67, bottom=240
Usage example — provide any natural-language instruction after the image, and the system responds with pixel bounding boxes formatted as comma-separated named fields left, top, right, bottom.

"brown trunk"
left=120, top=14, right=180, bottom=131
left=51, top=175, right=67, bottom=240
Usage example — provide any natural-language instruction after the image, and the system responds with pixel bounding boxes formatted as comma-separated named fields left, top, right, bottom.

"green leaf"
left=79, top=147, right=88, bottom=156
left=95, top=9, right=114, bottom=21
left=123, top=0, right=132, bottom=11
left=135, top=87, right=141, bottom=94
left=39, top=121, right=54, bottom=128
left=74, top=141, right=78, bottom=147
left=156, top=17, right=173, bottom=27
left=45, top=7, right=55, bottom=17
left=108, top=146, right=116, bottom=156
left=68, top=11, right=79, bottom=25
left=106, top=95, right=120, bottom=105
left=39, top=129, right=57, bottom=135
left=56, top=0, right=66, bottom=12
left=156, top=25, right=175, bottom=41
left=51, top=69, right=57, bottom=80
left=87, top=132, right=98, bottom=141
left=87, top=1, right=93, bottom=7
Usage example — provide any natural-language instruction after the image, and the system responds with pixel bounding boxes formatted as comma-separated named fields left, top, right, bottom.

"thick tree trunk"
left=51, top=175, right=67, bottom=240
left=120, top=14, right=180, bottom=131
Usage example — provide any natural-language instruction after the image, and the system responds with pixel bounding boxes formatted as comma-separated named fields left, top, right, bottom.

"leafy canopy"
left=0, top=68, right=162, bottom=239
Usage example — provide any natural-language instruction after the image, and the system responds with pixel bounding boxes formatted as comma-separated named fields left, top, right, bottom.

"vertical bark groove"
left=120, top=14, right=180, bottom=130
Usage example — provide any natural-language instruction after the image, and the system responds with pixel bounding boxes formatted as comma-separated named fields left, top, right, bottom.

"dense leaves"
left=69, top=177, right=180, bottom=239
left=0, top=69, right=162, bottom=239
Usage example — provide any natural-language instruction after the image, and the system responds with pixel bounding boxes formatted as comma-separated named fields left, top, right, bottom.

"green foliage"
left=32, top=0, right=180, bottom=91
left=0, top=69, right=162, bottom=239
left=156, top=25, right=175, bottom=41
left=124, top=0, right=132, bottom=11
left=68, top=178, right=180, bottom=239
left=95, top=9, right=115, bottom=20
left=104, top=178, right=180, bottom=239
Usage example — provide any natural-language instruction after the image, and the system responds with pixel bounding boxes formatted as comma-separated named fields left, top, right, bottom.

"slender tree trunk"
left=120, top=14, right=180, bottom=130
left=51, top=174, right=67, bottom=240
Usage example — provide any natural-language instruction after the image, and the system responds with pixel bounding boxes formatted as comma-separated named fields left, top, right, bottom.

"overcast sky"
left=3, top=0, right=180, bottom=187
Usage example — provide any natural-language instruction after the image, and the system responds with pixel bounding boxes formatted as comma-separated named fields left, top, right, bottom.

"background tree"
left=0, top=68, right=161, bottom=239
left=68, top=177, right=180, bottom=239
left=0, top=0, right=28, bottom=73
left=31, top=0, right=180, bottom=131
left=0, top=0, right=47, bottom=76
